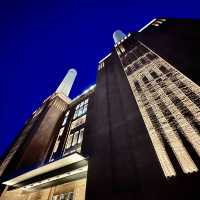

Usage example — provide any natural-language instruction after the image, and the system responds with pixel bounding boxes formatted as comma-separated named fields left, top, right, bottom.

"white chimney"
left=113, top=30, right=126, bottom=44
left=56, top=68, right=77, bottom=97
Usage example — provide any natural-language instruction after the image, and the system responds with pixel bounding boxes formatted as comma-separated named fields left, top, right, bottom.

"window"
left=159, top=65, right=168, bottom=74
left=49, top=126, right=66, bottom=162
left=62, top=111, right=70, bottom=126
left=59, top=127, right=65, bottom=136
left=72, top=131, right=79, bottom=146
left=52, top=192, right=73, bottom=200
left=70, top=115, right=86, bottom=130
left=73, top=99, right=89, bottom=119
left=150, top=71, right=159, bottom=79
left=63, top=128, right=85, bottom=155
left=78, top=128, right=84, bottom=144
left=98, top=62, right=105, bottom=70
left=119, top=44, right=125, bottom=53
left=134, top=81, right=142, bottom=93
left=62, top=99, right=88, bottom=156
left=125, top=67, right=133, bottom=76
left=65, top=134, right=73, bottom=149
left=142, top=76, right=149, bottom=84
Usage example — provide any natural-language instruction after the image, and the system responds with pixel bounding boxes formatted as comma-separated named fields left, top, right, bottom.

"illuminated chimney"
left=56, top=68, right=77, bottom=97
left=113, top=30, right=126, bottom=43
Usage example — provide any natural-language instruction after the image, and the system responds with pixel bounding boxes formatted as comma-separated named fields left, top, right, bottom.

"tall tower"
left=113, top=30, right=126, bottom=43
left=0, top=68, right=76, bottom=180
left=86, top=19, right=200, bottom=200
left=56, top=68, right=77, bottom=97
left=0, top=66, right=93, bottom=200
left=116, top=32, right=199, bottom=177
left=1, top=19, right=200, bottom=200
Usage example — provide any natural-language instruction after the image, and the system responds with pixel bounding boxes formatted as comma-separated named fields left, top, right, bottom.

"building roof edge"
left=138, top=18, right=157, bottom=32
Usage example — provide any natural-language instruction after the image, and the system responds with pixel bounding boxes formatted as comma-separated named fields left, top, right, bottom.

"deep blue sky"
left=0, top=0, right=199, bottom=158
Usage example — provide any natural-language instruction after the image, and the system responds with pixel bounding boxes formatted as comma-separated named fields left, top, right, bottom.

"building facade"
left=0, top=18, right=200, bottom=200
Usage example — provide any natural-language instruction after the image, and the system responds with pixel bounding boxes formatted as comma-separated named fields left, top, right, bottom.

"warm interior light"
left=23, top=165, right=88, bottom=190
left=3, top=153, right=86, bottom=186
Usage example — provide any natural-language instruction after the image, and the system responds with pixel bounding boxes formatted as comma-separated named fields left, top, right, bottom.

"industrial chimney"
left=113, top=30, right=126, bottom=43
left=56, top=68, right=77, bottom=97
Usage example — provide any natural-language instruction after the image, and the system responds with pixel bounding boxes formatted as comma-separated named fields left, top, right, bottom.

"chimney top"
left=56, top=68, right=77, bottom=97
left=113, top=30, right=126, bottom=43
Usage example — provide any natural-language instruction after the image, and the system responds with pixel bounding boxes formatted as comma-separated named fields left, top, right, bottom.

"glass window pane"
left=65, top=111, right=70, bottom=116
left=79, top=115, right=86, bottom=125
left=59, top=127, right=65, bottom=136
left=77, top=107, right=83, bottom=117
left=82, top=104, right=88, bottom=114
left=62, top=117, right=67, bottom=126
left=72, top=131, right=79, bottom=146
left=80, top=101, right=84, bottom=108
left=68, top=192, right=74, bottom=200
left=65, top=134, right=73, bottom=149
left=53, top=140, right=60, bottom=153
left=70, top=115, right=86, bottom=130
left=76, top=104, right=80, bottom=110
left=60, top=194, right=65, bottom=200
left=73, top=110, right=78, bottom=119
left=78, top=128, right=84, bottom=144
left=84, top=98, right=89, bottom=104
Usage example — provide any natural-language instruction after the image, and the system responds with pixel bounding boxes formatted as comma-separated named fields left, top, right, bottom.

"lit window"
left=98, top=62, right=105, bottom=70
left=62, top=118, right=67, bottom=126
left=152, top=23, right=160, bottom=27
left=63, top=128, right=85, bottom=155
left=73, top=110, right=78, bottom=119
left=62, top=111, right=70, bottom=126
left=52, top=192, right=73, bottom=200
left=65, top=134, right=73, bottom=149
left=59, top=127, right=65, bottom=136
left=76, top=104, right=80, bottom=110
left=85, top=98, right=89, bottom=104
left=119, top=44, right=125, bottom=53
left=71, top=115, right=86, bottom=130
left=49, top=126, right=66, bottom=162
left=73, top=99, right=89, bottom=119
left=82, top=104, right=88, bottom=114
left=80, top=101, right=84, bottom=108
left=78, top=128, right=84, bottom=144
left=78, top=108, right=83, bottom=116
left=72, top=131, right=79, bottom=146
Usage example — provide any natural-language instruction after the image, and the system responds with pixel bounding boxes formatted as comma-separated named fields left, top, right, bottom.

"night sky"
left=0, top=0, right=199, bottom=158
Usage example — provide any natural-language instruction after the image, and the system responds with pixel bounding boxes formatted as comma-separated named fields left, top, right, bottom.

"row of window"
left=120, top=44, right=148, bottom=65
left=62, top=111, right=70, bottom=126
left=124, top=52, right=158, bottom=76
left=52, top=192, right=73, bottom=200
left=134, top=66, right=169, bottom=92
left=62, top=99, right=89, bottom=155
left=134, top=77, right=199, bottom=175
left=63, top=128, right=84, bottom=155
left=49, top=126, right=66, bottom=162
left=73, top=99, right=88, bottom=119
left=121, top=43, right=200, bottom=177
left=49, top=99, right=89, bottom=161
left=144, top=79, right=198, bottom=174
